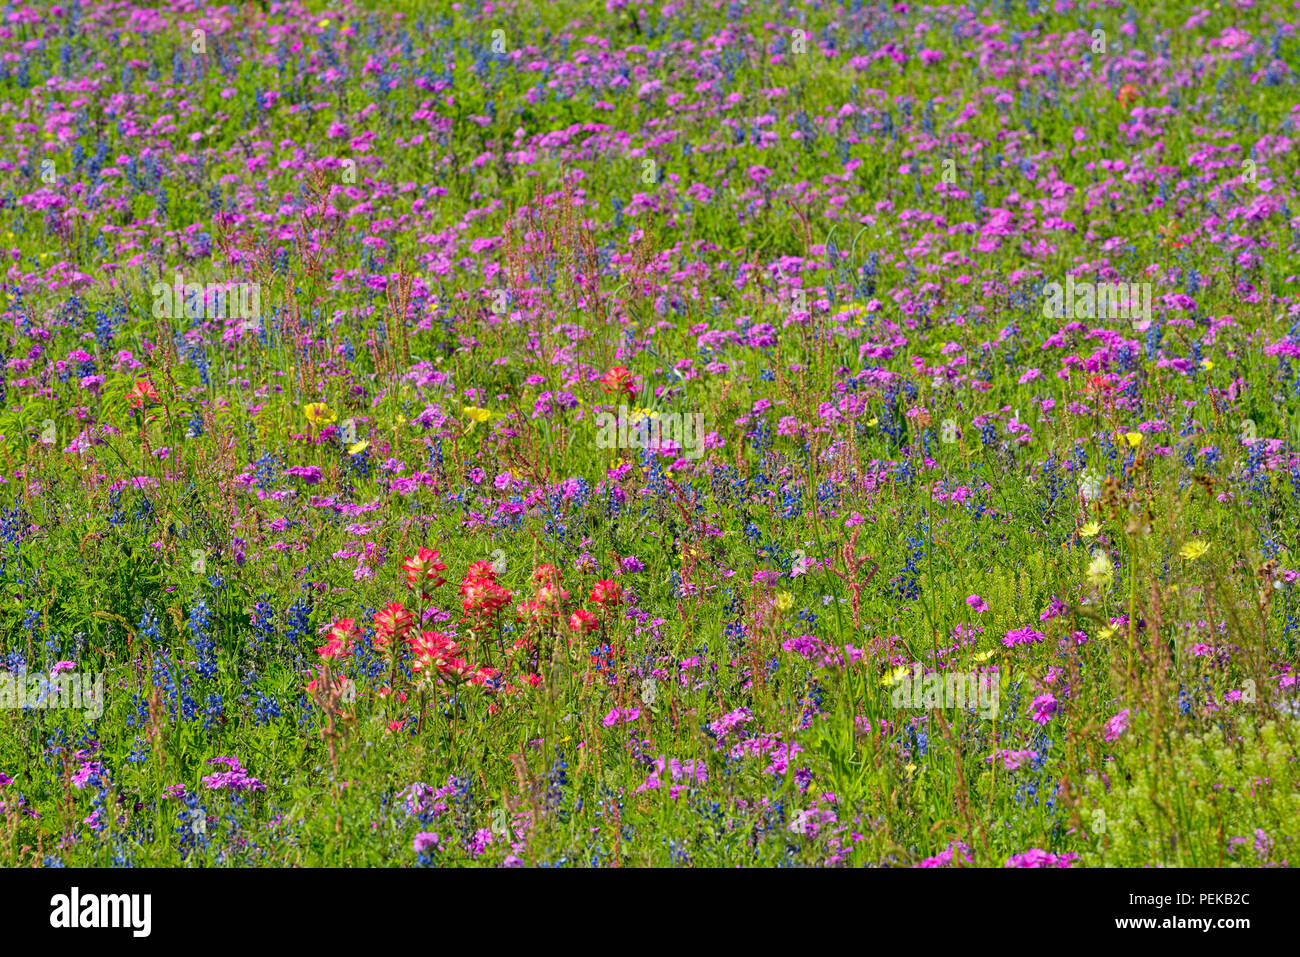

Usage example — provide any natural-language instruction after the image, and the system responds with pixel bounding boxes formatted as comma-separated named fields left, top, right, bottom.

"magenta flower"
left=915, top=841, right=973, bottom=868
left=1103, top=708, right=1131, bottom=743
left=986, top=749, right=1039, bottom=771
left=966, top=595, right=989, bottom=613
left=1039, top=595, right=1067, bottom=621
left=201, top=756, right=265, bottom=792
left=1029, top=694, right=1058, bottom=725
left=1003, top=626, right=1046, bottom=649
left=601, top=707, right=640, bottom=727
left=1005, top=848, right=1077, bottom=868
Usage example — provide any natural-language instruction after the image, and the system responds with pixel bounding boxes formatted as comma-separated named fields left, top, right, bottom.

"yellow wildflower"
left=303, top=403, right=336, bottom=427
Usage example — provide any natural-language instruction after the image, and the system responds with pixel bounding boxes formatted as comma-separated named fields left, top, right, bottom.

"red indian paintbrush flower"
left=531, top=564, right=569, bottom=604
left=402, top=548, right=448, bottom=591
left=569, top=608, right=599, bottom=633
left=409, top=630, right=459, bottom=674
left=441, top=658, right=476, bottom=681
left=589, top=579, right=624, bottom=607
left=305, top=674, right=351, bottom=696
left=373, top=602, right=414, bottom=649
left=1086, top=375, right=1116, bottom=398
left=463, top=581, right=512, bottom=615
left=600, top=365, right=636, bottom=398
left=317, top=619, right=356, bottom=660
left=516, top=599, right=547, bottom=621
left=128, top=379, right=159, bottom=409
left=532, top=563, right=562, bottom=584
left=535, top=581, right=569, bottom=605
left=464, top=560, right=498, bottom=582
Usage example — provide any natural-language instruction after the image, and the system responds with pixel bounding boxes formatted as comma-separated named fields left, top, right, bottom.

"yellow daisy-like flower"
left=867, top=417, right=879, bottom=427
left=773, top=590, right=794, bottom=615
left=1119, top=431, right=1143, bottom=448
left=1080, top=521, right=1101, bottom=538
left=1201, top=359, right=1214, bottom=371
left=1087, top=549, right=1114, bottom=586
left=1097, top=625, right=1118, bottom=641
left=972, top=649, right=997, bottom=663
left=1180, top=540, right=1210, bottom=561
left=881, top=666, right=911, bottom=687
left=347, top=440, right=369, bottom=456
left=463, top=406, right=492, bottom=423
left=303, top=403, right=336, bottom=427
left=905, top=763, right=917, bottom=777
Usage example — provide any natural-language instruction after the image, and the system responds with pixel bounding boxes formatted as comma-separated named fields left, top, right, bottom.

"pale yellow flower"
left=1087, top=549, right=1114, bottom=586
left=1180, top=540, right=1210, bottom=561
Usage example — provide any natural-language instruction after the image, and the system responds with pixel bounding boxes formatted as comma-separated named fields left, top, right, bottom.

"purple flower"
left=966, top=594, right=989, bottom=613
left=1103, top=708, right=1131, bottom=743
left=1003, top=626, right=1046, bottom=649
left=1005, top=848, right=1077, bottom=868
left=468, top=828, right=493, bottom=857
left=71, top=761, right=103, bottom=790
left=201, top=756, right=265, bottom=792
left=709, top=707, right=753, bottom=739
left=284, top=465, right=323, bottom=484
left=602, top=707, right=640, bottom=727
left=916, top=841, right=972, bottom=868
left=1029, top=694, right=1058, bottom=725
left=413, top=832, right=440, bottom=854
left=987, top=749, right=1039, bottom=771
left=1039, top=595, right=1067, bottom=621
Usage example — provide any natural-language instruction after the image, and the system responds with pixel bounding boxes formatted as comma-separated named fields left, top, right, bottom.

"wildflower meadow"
left=0, top=0, right=1298, bottom=901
